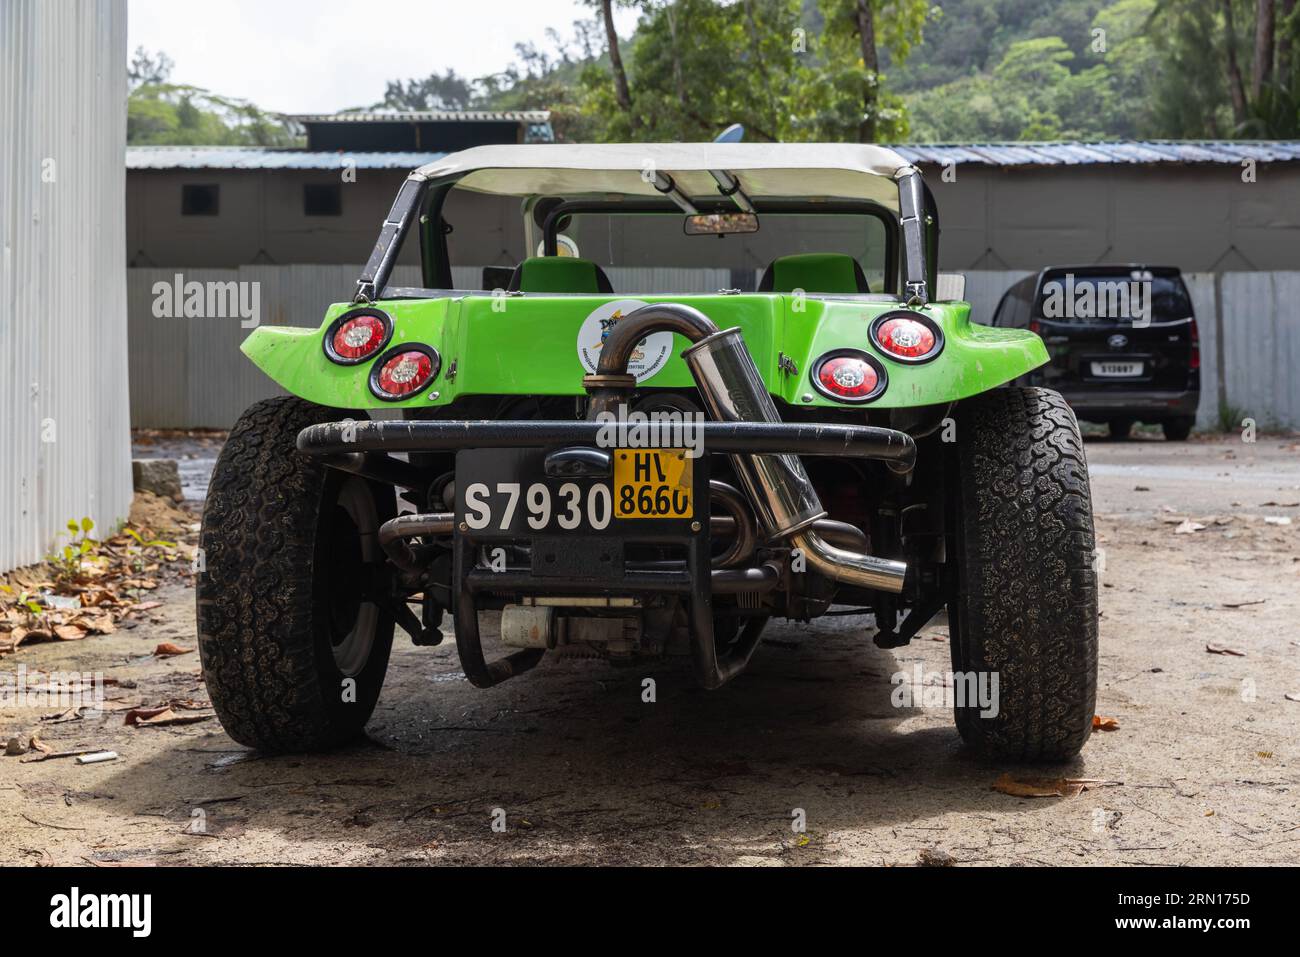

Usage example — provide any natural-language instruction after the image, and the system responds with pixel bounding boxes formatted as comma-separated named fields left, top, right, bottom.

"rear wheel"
left=197, top=397, right=396, bottom=752
left=1107, top=418, right=1134, bottom=439
left=948, top=388, right=1098, bottom=762
left=1162, top=417, right=1193, bottom=441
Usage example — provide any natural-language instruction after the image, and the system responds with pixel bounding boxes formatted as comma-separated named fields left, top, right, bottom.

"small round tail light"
left=370, top=345, right=439, bottom=401
left=324, top=308, right=392, bottom=364
left=811, top=349, right=886, bottom=403
left=870, top=311, right=943, bottom=363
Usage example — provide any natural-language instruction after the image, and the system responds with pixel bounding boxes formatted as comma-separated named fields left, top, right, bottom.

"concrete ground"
left=3, top=434, right=1298, bottom=866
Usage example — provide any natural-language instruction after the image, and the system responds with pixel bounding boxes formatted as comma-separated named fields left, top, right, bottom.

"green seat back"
left=763, top=253, right=867, bottom=294
left=510, top=257, right=611, bottom=293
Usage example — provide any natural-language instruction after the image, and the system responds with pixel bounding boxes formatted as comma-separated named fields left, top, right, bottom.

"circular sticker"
left=576, top=299, right=674, bottom=383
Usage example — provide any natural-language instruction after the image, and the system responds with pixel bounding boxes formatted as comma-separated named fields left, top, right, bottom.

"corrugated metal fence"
left=2, top=0, right=131, bottom=572
left=126, top=265, right=732, bottom=428
left=127, top=265, right=1300, bottom=432
left=959, top=270, right=1300, bottom=432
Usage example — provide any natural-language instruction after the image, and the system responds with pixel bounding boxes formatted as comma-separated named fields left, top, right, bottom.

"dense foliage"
left=128, top=0, right=1300, bottom=145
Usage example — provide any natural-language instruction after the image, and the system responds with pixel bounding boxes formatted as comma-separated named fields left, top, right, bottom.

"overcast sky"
left=128, top=0, right=639, bottom=113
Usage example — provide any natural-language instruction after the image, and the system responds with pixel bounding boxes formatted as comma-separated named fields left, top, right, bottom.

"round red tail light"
left=811, top=350, right=886, bottom=403
left=324, top=308, right=392, bottom=364
left=370, top=345, right=439, bottom=401
left=870, top=311, right=943, bottom=363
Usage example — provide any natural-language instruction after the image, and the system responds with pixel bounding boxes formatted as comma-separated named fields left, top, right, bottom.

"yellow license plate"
left=613, top=449, right=693, bottom=519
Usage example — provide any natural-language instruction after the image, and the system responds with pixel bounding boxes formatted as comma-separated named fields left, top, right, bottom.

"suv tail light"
left=870, top=311, right=943, bottom=363
left=370, top=345, right=439, bottom=400
left=1189, top=318, right=1201, bottom=370
left=324, top=308, right=392, bottom=364
left=810, top=349, right=887, bottom=403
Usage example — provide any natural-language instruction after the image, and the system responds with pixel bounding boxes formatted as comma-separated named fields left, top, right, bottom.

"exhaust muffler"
left=588, top=304, right=907, bottom=594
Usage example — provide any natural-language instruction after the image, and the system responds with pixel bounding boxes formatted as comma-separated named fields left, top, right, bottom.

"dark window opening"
left=304, top=183, right=343, bottom=216
left=181, top=184, right=219, bottom=216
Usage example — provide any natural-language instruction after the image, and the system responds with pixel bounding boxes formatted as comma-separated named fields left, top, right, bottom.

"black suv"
left=991, top=265, right=1200, bottom=440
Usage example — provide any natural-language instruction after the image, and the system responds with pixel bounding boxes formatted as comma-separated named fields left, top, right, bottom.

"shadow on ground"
left=90, top=614, right=1081, bottom=866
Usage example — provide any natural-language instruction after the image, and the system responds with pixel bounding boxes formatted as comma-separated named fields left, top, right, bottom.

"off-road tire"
left=197, top=397, right=396, bottom=752
left=949, top=387, right=1098, bottom=761
left=1162, top=417, right=1193, bottom=441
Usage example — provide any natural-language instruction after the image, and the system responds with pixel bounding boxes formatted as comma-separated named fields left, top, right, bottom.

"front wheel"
left=197, top=397, right=397, bottom=752
left=948, top=388, right=1098, bottom=761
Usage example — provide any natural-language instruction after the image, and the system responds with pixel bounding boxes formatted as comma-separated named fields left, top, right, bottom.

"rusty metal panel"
left=0, top=0, right=131, bottom=572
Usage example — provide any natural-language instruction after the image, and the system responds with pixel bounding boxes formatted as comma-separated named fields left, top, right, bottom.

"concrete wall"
left=122, top=159, right=1300, bottom=434
left=127, top=265, right=1300, bottom=432
left=921, top=163, right=1300, bottom=272
left=126, top=170, right=532, bottom=270
left=127, top=162, right=1300, bottom=274
left=1, top=0, right=132, bottom=572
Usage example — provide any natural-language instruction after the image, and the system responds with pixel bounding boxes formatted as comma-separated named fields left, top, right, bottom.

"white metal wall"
left=126, top=265, right=1300, bottom=432
left=1, top=0, right=132, bottom=572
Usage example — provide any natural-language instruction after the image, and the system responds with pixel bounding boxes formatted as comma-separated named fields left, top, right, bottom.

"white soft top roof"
left=413, top=143, right=916, bottom=210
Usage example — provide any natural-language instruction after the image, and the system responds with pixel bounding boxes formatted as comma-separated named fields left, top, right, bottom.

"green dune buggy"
left=197, top=143, right=1098, bottom=761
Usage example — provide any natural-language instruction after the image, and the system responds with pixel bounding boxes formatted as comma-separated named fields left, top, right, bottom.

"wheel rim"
left=327, top=477, right=381, bottom=677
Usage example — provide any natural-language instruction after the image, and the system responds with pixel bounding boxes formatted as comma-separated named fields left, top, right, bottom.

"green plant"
left=0, top=583, right=44, bottom=617
left=121, top=528, right=177, bottom=574
left=46, top=517, right=99, bottom=583
left=1217, top=399, right=1247, bottom=433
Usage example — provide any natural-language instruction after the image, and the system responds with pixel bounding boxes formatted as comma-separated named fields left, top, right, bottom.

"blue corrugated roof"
left=126, top=146, right=444, bottom=170
left=127, top=140, right=1300, bottom=171
left=891, top=140, right=1300, bottom=166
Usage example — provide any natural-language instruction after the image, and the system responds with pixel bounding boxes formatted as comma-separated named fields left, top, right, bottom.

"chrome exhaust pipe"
left=590, top=305, right=907, bottom=594
left=681, top=327, right=906, bottom=593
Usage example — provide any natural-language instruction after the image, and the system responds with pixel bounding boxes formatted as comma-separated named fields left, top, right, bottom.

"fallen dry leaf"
left=1093, top=715, right=1121, bottom=731
left=1285, top=692, right=1300, bottom=702
left=140, top=709, right=213, bottom=727
left=72, top=612, right=115, bottom=635
left=53, top=624, right=87, bottom=641
left=152, top=642, right=193, bottom=657
left=19, top=736, right=55, bottom=763
left=124, top=705, right=171, bottom=725
left=1175, top=520, right=1206, bottom=534
left=992, top=773, right=1119, bottom=799
left=1205, top=643, right=1246, bottom=656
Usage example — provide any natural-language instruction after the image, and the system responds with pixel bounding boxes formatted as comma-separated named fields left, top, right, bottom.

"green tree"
left=808, top=0, right=936, bottom=141
left=381, top=70, right=475, bottom=111
left=128, top=84, right=298, bottom=147
left=594, top=0, right=802, bottom=141
left=1148, top=0, right=1300, bottom=136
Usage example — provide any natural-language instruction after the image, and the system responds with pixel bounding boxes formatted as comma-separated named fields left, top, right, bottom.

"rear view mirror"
left=684, top=212, right=759, bottom=236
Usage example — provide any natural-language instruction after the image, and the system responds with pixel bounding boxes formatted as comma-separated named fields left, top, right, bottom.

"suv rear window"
left=1034, top=270, right=1191, bottom=323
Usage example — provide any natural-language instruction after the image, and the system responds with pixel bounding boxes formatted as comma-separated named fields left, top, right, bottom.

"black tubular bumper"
left=297, top=417, right=916, bottom=692
left=296, top=419, right=917, bottom=471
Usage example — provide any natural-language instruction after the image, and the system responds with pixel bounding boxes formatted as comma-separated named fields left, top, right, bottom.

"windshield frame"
left=533, top=198, right=898, bottom=294
left=353, top=166, right=936, bottom=303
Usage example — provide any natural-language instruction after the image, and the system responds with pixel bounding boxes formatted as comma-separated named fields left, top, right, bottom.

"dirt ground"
left=3, top=434, right=1298, bottom=867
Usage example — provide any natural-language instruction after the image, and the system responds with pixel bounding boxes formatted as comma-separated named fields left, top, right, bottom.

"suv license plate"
left=613, top=449, right=693, bottom=519
left=1091, top=361, right=1142, bottom=377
